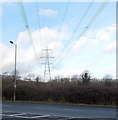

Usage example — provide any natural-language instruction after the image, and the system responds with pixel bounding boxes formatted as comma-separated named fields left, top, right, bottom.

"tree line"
left=1, top=71, right=118, bottom=105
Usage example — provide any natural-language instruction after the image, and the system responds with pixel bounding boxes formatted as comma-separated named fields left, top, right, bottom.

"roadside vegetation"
left=1, top=71, right=118, bottom=106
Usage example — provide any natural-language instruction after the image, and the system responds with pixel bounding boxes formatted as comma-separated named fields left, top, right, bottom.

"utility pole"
left=40, top=48, right=54, bottom=82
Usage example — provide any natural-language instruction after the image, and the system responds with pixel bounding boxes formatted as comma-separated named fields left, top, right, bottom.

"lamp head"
left=10, top=41, right=14, bottom=44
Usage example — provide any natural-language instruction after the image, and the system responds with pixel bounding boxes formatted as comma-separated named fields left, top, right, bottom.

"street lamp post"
left=10, top=41, right=17, bottom=101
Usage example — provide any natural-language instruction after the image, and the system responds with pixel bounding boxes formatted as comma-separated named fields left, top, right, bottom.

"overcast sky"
left=0, top=1, right=116, bottom=80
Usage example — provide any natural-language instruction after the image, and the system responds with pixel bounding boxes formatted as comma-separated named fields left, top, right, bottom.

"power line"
left=52, top=1, right=70, bottom=64
left=17, top=0, right=38, bottom=59
left=54, top=0, right=94, bottom=68
left=54, top=0, right=94, bottom=67
left=64, top=0, right=94, bottom=47
left=35, top=1, right=43, bottom=68
left=54, top=0, right=109, bottom=69
left=36, top=1, right=42, bottom=51
left=58, top=1, right=70, bottom=32
left=36, top=1, right=70, bottom=66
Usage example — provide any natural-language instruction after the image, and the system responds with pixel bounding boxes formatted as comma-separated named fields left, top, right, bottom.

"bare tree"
left=71, top=75, right=79, bottom=83
left=81, top=70, right=91, bottom=85
left=11, top=70, right=21, bottom=80
left=103, top=74, right=112, bottom=86
left=35, top=76, right=41, bottom=83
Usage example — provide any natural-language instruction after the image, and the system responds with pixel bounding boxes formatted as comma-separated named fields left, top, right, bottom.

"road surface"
left=2, top=101, right=117, bottom=119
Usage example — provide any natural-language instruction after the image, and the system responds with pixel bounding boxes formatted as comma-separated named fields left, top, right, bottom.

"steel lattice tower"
left=40, top=48, right=54, bottom=81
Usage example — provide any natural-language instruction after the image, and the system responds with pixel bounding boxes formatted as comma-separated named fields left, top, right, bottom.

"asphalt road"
left=2, top=102, right=117, bottom=119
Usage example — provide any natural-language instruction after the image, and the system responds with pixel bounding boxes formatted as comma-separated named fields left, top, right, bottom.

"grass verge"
left=2, top=100, right=116, bottom=108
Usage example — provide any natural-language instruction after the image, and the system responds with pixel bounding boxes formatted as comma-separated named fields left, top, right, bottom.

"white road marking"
left=2, top=111, right=80, bottom=119
left=12, top=115, right=49, bottom=118
left=2, top=111, right=50, bottom=119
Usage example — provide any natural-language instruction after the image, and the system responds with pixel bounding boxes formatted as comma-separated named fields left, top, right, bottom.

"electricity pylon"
left=40, top=48, right=54, bottom=82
